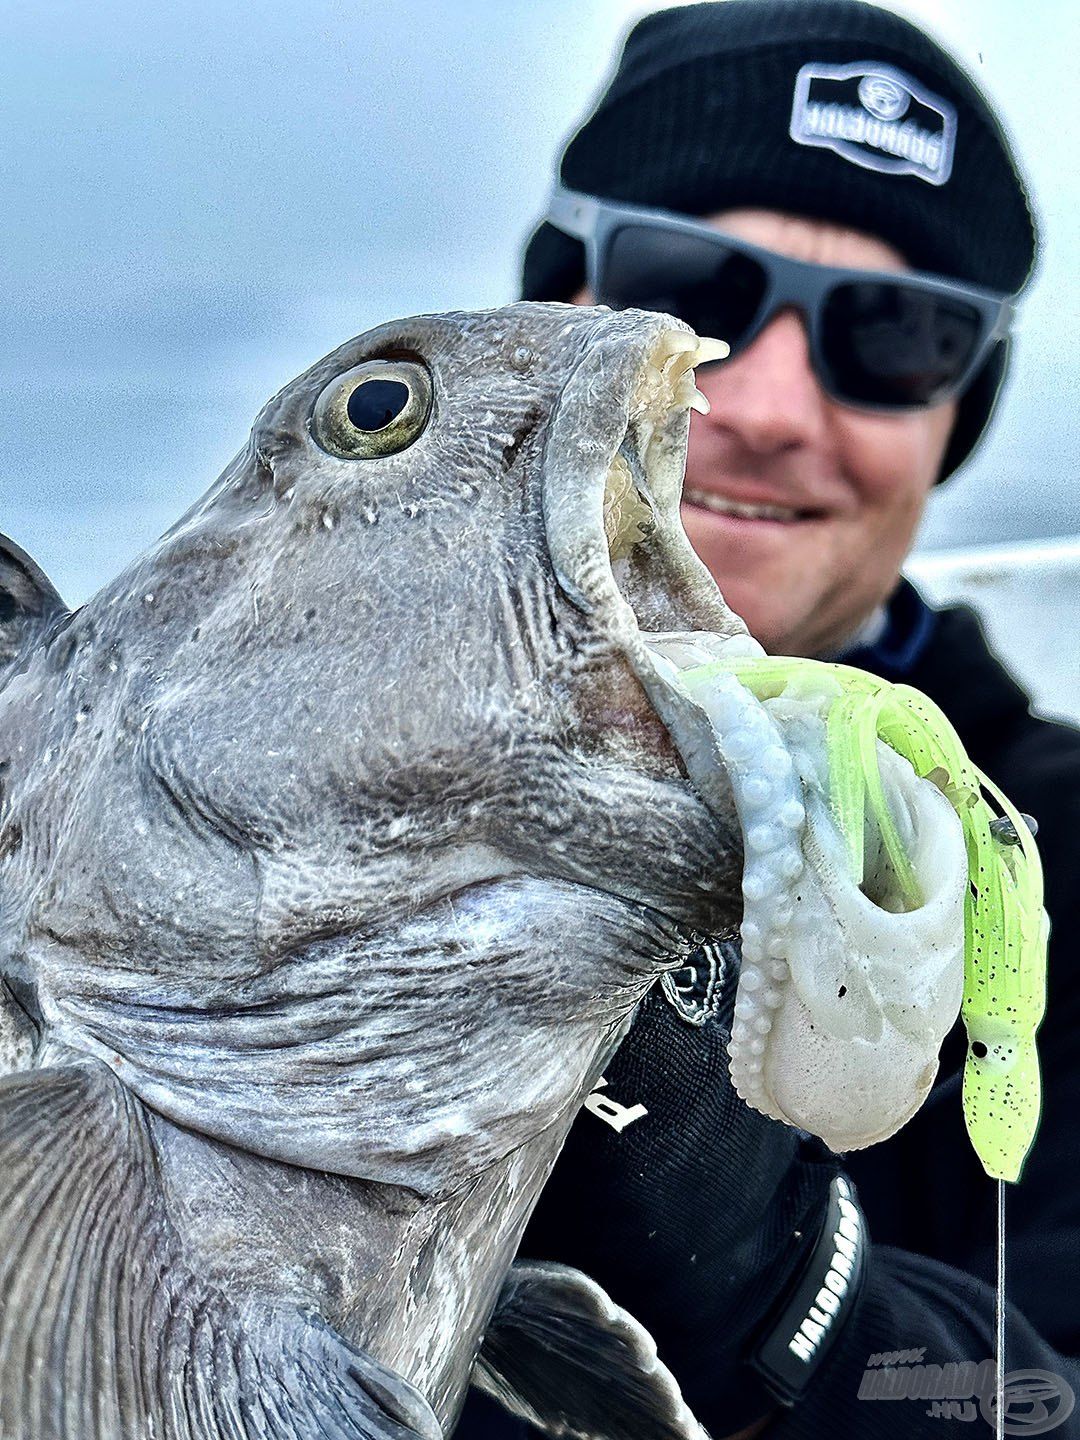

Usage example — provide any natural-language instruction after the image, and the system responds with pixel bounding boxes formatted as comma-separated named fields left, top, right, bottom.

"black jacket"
left=458, top=585, right=1080, bottom=1438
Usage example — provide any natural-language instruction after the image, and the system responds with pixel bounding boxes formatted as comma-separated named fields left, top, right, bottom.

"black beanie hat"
left=522, top=0, right=1038, bottom=480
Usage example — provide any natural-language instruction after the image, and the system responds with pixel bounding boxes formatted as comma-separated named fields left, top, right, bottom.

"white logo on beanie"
left=858, top=74, right=909, bottom=121
left=790, top=61, right=956, bottom=185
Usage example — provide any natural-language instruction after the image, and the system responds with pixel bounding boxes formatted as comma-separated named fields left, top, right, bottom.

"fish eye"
left=311, top=359, right=433, bottom=459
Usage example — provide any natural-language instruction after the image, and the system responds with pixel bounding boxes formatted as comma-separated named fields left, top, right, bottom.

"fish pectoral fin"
left=0, top=532, right=69, bottom=677
left=0, top=1061, right=442, bottom=1440
left=473, top=1261, right=707, bottom=1440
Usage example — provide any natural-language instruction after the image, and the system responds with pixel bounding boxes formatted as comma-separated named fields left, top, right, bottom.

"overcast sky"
left=3, top=0, right=1077, bottom=604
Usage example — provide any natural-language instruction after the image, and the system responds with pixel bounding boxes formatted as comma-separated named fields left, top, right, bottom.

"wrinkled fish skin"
left=0, top=304, right=745, bottom=1439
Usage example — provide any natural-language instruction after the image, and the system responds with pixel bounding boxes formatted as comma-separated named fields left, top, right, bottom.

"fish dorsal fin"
left=0, top=533, right=69, bottom=678
left=0, top=1062, right=442, bottom=1440
left=473, top=1261, right=706, bottom=1440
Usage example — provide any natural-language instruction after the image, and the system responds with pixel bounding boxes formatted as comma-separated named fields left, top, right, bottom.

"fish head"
left=0, top=304, right=750, bottom=1194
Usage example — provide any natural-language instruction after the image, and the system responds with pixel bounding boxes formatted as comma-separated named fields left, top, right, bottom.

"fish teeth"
left=604, top=329, right=730, bottom=564
left=653, top=330, right=700, bottom=367
left=603, top=453, right=654, bottom=561
left=641, top=330, right=722, bottom=421
left=675, top=374, right=710, bottom=415
left=626, top=329, right=730, bottom=473
left=693, top=336, right=730, bottom=365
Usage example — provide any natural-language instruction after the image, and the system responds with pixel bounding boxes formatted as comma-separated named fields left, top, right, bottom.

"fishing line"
left=996, top=1177, right=1006, bottom=1440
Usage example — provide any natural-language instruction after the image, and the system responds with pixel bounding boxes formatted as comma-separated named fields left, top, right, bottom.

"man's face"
left=575, top=210, right=958, bottom=657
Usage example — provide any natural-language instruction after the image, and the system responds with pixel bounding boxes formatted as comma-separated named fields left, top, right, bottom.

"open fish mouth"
left=542, top=312, right=766, bottom=825
left=543, top=316, right=738, bottom=645
left=543, top=311, right=968, bottom=1154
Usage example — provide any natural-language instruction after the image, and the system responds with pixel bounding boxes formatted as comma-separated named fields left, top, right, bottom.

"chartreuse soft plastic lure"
left=679, top=653, right=1048, bottom=1184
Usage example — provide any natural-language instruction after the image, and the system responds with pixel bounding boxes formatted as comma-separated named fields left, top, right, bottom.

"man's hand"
left=517, top=943, right=844, bottom=1438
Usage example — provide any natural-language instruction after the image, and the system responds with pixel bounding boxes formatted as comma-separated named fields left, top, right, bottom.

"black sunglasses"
left=547, top=186, right=1015, bottom=412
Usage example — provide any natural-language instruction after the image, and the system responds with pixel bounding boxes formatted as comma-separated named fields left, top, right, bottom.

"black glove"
left=516, top=942, right=860, bottom=1437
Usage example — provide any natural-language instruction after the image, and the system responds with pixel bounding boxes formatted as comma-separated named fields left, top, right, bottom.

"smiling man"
left=668, top=212, right=958, bottom=660
left=456, top=3, right=1080, bottom=1439
left=569, top=206, right=964, bottom=659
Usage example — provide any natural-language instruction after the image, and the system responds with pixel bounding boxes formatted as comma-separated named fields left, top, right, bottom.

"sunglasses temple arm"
left=546, top=188, right=602, bottom=244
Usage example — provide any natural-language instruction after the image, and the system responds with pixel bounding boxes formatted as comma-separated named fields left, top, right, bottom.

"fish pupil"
left=347, top=379, right=410, bottom=432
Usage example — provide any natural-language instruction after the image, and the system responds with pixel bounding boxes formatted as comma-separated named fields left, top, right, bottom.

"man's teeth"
left=684, top=488, right=805, bottom=522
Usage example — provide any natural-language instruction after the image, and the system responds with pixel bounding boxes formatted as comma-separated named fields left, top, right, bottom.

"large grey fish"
left=0, top=301, right=967, bottom=1440
left=0, top=304, right=753, bottom=1440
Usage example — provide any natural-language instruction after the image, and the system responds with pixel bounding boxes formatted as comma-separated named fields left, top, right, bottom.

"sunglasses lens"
left=821, top=282, right=985, bottom=406
left=601, top=224, right=768, bottom=347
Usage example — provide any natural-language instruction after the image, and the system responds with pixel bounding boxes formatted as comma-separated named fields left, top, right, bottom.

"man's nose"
left=695, top=309, right=831, bottom=454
